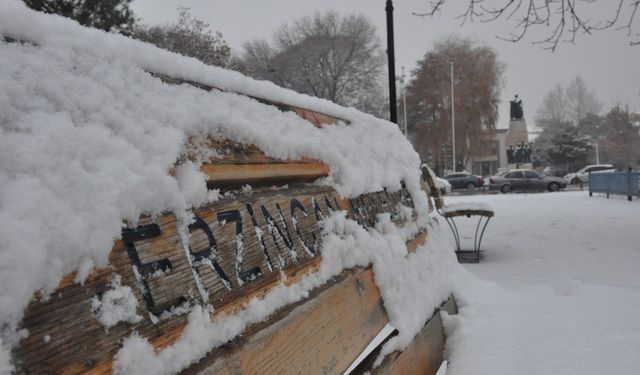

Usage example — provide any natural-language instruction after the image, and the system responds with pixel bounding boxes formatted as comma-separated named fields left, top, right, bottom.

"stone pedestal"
left=508, top=162, right=533, bottom=170
left=505, top=119, right=528, bottom=146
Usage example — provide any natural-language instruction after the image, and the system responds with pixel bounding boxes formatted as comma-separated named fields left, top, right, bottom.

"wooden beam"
left=200, top=161, right=330, bottom=188
left=47, top=232, right=428, bottom=375
left=182, top=266, right=387, bottom=375
left=351, top=297, right=458, bottom=375
left=17, top=182, right=422, bottom=374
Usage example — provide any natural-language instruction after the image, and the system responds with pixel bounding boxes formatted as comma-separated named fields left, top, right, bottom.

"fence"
left=589, top=169, right=640, bottom=201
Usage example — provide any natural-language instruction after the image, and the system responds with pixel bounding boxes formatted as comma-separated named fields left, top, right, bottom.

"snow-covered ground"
left=442, top=191, right=640, bottom=374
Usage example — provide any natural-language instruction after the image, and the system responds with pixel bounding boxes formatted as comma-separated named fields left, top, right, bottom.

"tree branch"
left=415, top=0, right=640, bottom=50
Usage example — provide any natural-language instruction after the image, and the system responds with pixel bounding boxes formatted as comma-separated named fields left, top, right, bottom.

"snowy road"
left=442, top=191, right=640, bottom=374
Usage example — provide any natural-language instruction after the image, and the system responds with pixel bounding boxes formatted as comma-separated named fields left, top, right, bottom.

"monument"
left=505, top=95, right=531, bottom=168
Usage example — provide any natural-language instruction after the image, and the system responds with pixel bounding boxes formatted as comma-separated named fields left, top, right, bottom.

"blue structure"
left=589, top=170, right=640, bottom=201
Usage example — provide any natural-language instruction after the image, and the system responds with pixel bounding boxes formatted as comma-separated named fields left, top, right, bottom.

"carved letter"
left=290, top=199, right=319, bottom=257
left=246, top=204, right=275, bottom=272
left=188, top=216, right=232, bottom=291
left=217, top=210, right=261, bottom=286
left=261, top=204, right=298, bottom=265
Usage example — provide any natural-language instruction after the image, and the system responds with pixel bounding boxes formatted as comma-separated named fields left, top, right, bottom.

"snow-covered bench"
left=422, top=166, right=494, bottom=263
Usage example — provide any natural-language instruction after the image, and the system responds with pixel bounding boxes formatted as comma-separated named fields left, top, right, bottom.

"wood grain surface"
left=14, top=181, right=420, bottom=374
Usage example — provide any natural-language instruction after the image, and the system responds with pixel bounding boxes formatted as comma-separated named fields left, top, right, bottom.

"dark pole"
left=386, top=0, right=397, bottom=124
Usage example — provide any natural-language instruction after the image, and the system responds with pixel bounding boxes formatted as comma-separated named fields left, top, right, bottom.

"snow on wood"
left=0, top=2, right=456, bottom=373
left=441, top=202, right=494, bottom=215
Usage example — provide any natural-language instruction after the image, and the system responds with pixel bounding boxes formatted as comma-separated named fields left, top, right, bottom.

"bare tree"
left=241, top=11, right=385, bottom=110
left=536, top=77, right=602, bottom=128
left=566, top=75, right=603, bottom=125
left=406, top=35, right=505, bottom=173
left=600, top=105, right=640, bottom=167
left=134, top=7, right=230, bottom=67
left=414, top=1, right=640, bottom=50
left=535, top=84, right=567, bottom=128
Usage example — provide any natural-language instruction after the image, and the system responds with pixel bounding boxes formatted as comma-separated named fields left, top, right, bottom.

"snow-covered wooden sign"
left=13, top=135, right=422, bottom=374
left=1, top=5, right=457, bottom=374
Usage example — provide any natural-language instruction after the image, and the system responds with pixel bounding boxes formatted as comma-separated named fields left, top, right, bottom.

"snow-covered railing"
left=589, top=169, right=640, bottom=201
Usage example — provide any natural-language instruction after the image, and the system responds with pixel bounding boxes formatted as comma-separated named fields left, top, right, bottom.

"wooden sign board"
left=12, top=72, right=452, bottom=374
left=14, top=180, right=417, bottom=374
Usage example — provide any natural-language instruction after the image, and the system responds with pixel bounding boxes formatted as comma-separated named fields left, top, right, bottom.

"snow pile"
left=91, top=276, right=142, bottom=330
left=442, top=192, right=640, bottom=374
left=0, top=339, right=12, bottom=374
left=0, top=0, right=440, bottom=371
left=445, top=277, right=640, bottom=374
left=112, top=212, right=458, bottom=374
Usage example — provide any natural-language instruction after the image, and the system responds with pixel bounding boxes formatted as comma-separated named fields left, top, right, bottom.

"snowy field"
left=441, top=191, right=640, bottom=374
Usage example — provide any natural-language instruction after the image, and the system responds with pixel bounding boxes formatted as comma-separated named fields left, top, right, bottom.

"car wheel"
left=466, top=182, right=475, bottom=190
left=571, top=178, right=580, bottom=185
left=500, top=184, right=511, bottom=194
left=548, top=182, right=560, bottom=192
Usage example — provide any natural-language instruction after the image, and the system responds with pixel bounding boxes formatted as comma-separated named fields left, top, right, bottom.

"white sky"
left=131, top=0, right=640, bottom=129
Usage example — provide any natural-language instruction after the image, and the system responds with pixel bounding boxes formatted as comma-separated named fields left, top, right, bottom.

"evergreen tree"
left=24, top=0, right=136, bottom=34
left=533, top=120, right=591, bottom=171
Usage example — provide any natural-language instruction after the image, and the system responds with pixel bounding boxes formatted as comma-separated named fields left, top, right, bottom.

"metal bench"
left=422, top=165, right=494, bottom=263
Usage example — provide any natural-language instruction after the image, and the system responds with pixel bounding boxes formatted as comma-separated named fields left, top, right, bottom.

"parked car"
left=564, top=164, right=614, bottom=184
left=542, top=166, right=569, bottom=178
left=490, top=169, right=567, bottom=193
left=444, top=172, right=485, bottom=190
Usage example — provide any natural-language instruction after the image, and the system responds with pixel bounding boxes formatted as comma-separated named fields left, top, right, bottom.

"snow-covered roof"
left=0, top=1, right=433, bottom=369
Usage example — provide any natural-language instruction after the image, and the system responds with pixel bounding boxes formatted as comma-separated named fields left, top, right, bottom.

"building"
left=463, top=128, right=508, bottom=176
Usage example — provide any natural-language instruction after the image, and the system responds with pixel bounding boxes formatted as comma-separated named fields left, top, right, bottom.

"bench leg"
left=473, top=216, right=491, bottom=263
left=444, top=217, right=461, bottom=251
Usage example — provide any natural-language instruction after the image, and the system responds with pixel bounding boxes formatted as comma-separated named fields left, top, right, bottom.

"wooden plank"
left=49, top=232, right=427, bottom=375
left=352, top=296, right=458, bottom=375
left=184, top=266, right=387, bottom=375
left=182, top=231, right=428, bottom=375
left=180, top=137, right=331, bottom=187
left=200, top=161, right=329, bottom=188
left=15, top=183, right=420, bottom=374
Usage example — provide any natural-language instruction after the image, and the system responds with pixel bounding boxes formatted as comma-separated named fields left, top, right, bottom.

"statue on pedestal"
left=523, top=143, right=532, bottom=163
left=515, top=143, right=524, bottom=163
left=510, top=95, right=524, bottom=120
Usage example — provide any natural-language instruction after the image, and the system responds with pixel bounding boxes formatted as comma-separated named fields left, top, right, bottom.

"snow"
left=441, top=202, right=493, bottom=214
left=0, top=1, right=432, bottom=370
left=91, top=275, right=142, bottom=330
left=175, top=161, right=220, bottom=208
left=0, top=338, right=12, bottom=374
left=441, top=191, right=640, bottom=374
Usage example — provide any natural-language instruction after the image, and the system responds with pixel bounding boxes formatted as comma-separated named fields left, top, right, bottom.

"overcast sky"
left=131, top=0, right=640, bottom=129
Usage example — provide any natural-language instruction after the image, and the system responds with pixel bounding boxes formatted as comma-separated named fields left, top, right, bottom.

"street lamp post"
left=385, top=0, right=397, bottom=124
left=450, top=61, right=456, bottom=172
left=402, top=66, right=408, bottom=136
